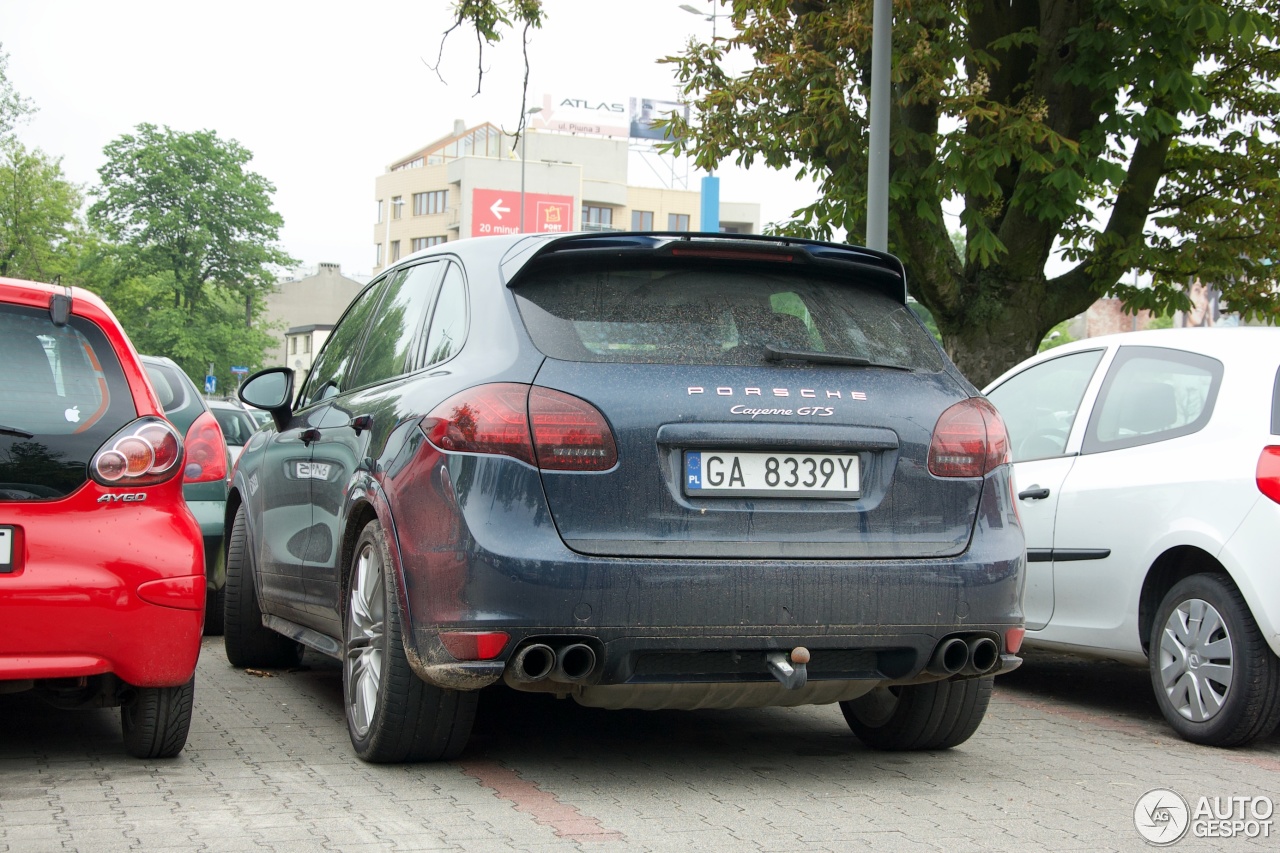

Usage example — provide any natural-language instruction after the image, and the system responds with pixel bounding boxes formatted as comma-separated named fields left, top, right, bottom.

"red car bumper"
left=0, top=483, right=205, bottom=688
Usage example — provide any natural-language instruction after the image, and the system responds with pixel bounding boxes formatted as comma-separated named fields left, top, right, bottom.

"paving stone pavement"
left=2, top=638, right=1277, bottom=852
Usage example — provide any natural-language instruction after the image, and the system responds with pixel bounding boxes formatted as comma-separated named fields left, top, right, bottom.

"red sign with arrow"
left=471, top=188, right=574, bottom=236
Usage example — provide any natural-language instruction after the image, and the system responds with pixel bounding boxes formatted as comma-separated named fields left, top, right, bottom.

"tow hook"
left=766, top=647, right=810, bottom=690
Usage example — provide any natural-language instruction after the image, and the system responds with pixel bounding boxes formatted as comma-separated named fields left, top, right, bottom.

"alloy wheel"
left=345, top=541, right=385, bottom=738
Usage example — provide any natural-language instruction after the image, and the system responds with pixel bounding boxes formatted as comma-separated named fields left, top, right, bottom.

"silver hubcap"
left=344, top=542, right=384, bottom=738
left=1159, top=597, right=1233, bottom=722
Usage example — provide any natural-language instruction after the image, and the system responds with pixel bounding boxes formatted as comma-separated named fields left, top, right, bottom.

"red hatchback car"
left=0, top=277, right=204, bottom=758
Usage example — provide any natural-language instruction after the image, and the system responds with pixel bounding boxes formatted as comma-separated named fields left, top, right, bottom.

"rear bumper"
left=0, top=501, right=205, bottom=688
left=389, top=455, right=1025, bottom=695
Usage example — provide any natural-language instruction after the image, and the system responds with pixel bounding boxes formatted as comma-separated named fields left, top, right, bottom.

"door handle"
left=1018, top=485, right=1050, bottom=500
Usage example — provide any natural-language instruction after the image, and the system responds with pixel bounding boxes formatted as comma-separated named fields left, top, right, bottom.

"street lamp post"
left=680, top=3, right=723, bottom=232
left=866, top=0, right=891, bottom=252
left=519, top=106, right=543, bottom=233
left=679, top=3, right=719, bottom=40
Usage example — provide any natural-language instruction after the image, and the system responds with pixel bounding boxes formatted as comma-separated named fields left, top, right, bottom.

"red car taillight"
left=90, top=417, right=184, bottom=487
left=529, top=385, right=618, bottom=471
left=1258, top=446, right=1280, bottom=504
left=183, top=411, right=228, bottom=484
left=928, top=397, right=1011, bottom=478
left=423, top=383, right=617, bottom=472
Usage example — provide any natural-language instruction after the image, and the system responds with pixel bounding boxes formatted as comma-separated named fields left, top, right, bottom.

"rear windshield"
left=513, top=262, right=946, bottom=370
left=0, top=304, right=136, bottom=500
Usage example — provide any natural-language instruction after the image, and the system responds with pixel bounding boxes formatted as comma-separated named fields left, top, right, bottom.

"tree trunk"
left=932, top=272, right=1084, bottom=388
left=940, top=314, right=1043, bottom=390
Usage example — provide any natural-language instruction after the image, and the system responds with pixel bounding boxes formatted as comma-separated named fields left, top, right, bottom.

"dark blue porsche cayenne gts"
left=226, top=232, right=1026, bottom=763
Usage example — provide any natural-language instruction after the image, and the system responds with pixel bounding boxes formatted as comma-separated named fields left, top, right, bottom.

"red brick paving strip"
left=459, top=759, right=626, bottom=843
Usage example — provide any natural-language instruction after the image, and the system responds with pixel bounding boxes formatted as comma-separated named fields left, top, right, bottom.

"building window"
left=289, top=336, right=297, bottom=355
left=376, top=199, right=384, bottom=224
left=392, top=196, right=403, bottom=219
left=583, top=206, right=613, bottom=226
left=668, top=213, right=690, bottom=232
left=375, top=243, right=383, bottom=267
left=631, top=210, right=654, bottom=231
left=414, top=190, right=447, bottom=216
left=303, top=336, right=311, bottom=354
left=391, top=240, right=401, bottom=262
left=412, top=236, right=446, bottom=252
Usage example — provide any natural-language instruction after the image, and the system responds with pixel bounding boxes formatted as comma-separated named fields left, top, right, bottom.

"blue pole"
left=700, top=174, right=720, bottom=232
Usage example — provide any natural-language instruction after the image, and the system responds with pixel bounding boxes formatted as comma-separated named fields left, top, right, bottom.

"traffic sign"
left=204, top=375, right=216, bottom=394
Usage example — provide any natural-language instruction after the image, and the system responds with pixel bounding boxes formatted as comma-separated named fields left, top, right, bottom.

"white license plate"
left=0, top=526, right=12, bottom=570
left=684, top=451, right=860, bottom=498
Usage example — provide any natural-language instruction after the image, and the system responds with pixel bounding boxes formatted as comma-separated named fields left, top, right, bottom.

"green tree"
left=0, top=141, right=83, bottom=280
left=89, top=123, right=295, bottom=318
left=656, top=0, right=1280, bottom=384
left=87, top=124, right=294, bottom=389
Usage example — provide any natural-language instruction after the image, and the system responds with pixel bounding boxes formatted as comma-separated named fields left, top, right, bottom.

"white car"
left=985, top=327, right=1280, bottom=747
left=207, top=399, right=259, bottom=468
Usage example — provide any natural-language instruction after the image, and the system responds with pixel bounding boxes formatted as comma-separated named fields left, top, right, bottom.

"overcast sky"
left=1, top=0, right=826, bottom=279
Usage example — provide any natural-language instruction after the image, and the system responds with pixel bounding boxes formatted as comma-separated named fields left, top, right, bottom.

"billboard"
left=628, top=97, right=690, bottom=141
left=527, top=93, right=690, bottom=141
left=471, top=188, right=574, bottom=236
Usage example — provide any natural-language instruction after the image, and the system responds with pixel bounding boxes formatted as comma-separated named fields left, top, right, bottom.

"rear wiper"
left=764, top=344, right=912, bottom=371
left=1, top=425, right=34, bottom=439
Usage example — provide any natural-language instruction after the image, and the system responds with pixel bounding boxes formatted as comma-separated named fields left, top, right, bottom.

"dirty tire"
left=343, top=519, right=477, bottom=763
left=121, top=678, right=194, bottom=759
left=1150, top=573, right=1280, bottom=747
left=841, top=677, right=993, bottom=750
left=223, top=505, right=304, bottom=669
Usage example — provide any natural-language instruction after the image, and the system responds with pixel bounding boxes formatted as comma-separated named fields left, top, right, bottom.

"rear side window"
left=513, top=263, right=945, bottom=370
left=1083, top=346, right=1223, bottom=454
left=423, top=263, right=467, bottom=367
left=0, top=305, right=135, bottom=499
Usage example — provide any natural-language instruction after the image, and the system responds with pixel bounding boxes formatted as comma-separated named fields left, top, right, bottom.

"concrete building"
left=371, top=119, right=761, bottom=273
left=262, top=262, right=367, bottom=386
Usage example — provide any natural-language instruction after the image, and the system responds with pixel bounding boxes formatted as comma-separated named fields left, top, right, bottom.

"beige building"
left=262, top=262, right=367, bottom=386
left=372, top=120, right=761, bottom=273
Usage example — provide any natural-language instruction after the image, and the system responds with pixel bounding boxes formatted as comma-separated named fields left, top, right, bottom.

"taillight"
left=423, top=383, right=617, bottom=472
left=1258, top=446, right=1280, bottom=504
left=529, top=386, right=618, bottom=471
left=90, top=417, right=183, bottom=487
left=183, top=411, right=228, bottom=483
left=928, top=397, right=1010, bottom=478
left=424, top=383, right=538, bottom=466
